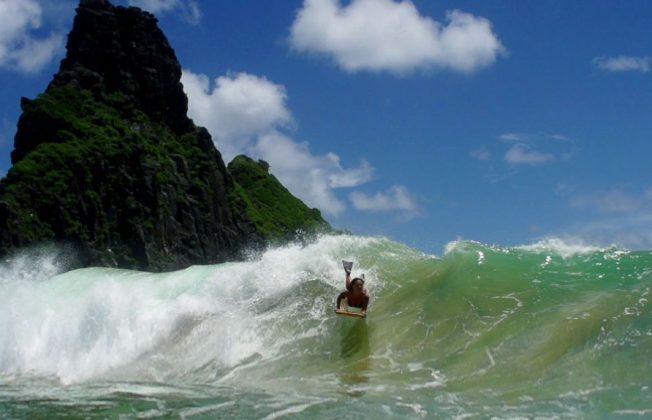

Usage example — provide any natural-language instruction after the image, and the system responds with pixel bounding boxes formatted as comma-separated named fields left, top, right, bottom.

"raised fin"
left=342, top=260, right=353, bottom=274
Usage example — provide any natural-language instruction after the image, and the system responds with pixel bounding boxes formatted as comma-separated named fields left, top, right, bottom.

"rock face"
left=0, top=0, right=330, bottom=271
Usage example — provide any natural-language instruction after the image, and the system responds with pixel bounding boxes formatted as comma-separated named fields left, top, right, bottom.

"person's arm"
left=360, top=295, right=369, bottom=316
left=336, top=292, right=346, bottom=308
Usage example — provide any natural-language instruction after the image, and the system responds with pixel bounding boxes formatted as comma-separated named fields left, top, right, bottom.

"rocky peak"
left=55, top=0, right=189, bottom=130
left=12, top=0, right=192, bottom=165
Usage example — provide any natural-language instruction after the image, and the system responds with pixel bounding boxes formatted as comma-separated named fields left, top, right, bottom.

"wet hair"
left=350, top=278, right=365, bottom=287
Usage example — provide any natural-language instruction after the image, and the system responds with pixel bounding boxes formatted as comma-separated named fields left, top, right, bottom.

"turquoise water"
left=1, top=235, right=651, bottom=418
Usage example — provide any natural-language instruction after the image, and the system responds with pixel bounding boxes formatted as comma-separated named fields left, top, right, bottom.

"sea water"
left=1, top=235, right=651, bottom=418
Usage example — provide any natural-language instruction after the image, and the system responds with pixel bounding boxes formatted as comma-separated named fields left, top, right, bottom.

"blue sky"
left=1, top=0, right=652, bottom=254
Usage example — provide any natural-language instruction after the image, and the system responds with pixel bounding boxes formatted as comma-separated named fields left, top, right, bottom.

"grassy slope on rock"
left=228, top=155, right=331, bottom=241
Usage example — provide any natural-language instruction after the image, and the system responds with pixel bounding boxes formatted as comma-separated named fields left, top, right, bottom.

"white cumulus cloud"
left=255, top=131, right=374, bottom=215
left=182, top=70, right=294, bottom=161
left=289, top=0, right=505, bottom=75
left=182, top=69, right=377, bottom=216
left=0, top=0, right=64, bottom=73
left=350, top=185, right=418, bottom=214
left=593, top=55, right=651, bottom=73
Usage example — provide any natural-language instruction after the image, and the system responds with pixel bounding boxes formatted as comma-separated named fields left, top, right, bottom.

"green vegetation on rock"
left=0, top=84, right=255, bottom=269
left=228, top=155, right=331, bottom=242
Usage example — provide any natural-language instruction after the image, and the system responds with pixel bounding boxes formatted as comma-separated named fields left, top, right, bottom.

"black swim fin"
left=342, top=260, right=353, bottom=274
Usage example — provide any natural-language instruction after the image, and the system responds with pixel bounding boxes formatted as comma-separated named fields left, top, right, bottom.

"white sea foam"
left=443, top=239, right=483, bottom=255
left=444, top=236, right=623, bottom=259
left=0, top=246, right=66, bottom=284
left=516, top=237, right=604, bottom=258
left=0, top=234, right=387, bottom=384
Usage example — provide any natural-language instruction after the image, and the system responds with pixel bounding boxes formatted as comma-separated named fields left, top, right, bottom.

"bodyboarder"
left=337, top=261, right=369, bottom=317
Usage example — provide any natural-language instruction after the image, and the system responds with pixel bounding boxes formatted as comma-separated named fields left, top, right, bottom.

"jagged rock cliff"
left=0, top=0, right=330, bottom=271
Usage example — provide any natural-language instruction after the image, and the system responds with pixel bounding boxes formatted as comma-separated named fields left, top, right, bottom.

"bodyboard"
left=335, top=309, right=366, bottom=318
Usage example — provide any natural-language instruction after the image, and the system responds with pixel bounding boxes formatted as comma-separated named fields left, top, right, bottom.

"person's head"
left=350, top=277, right=365, bottom=292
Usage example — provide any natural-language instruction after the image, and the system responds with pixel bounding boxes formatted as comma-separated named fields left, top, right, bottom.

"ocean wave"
left=1, top=233, right=651, bottom=417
